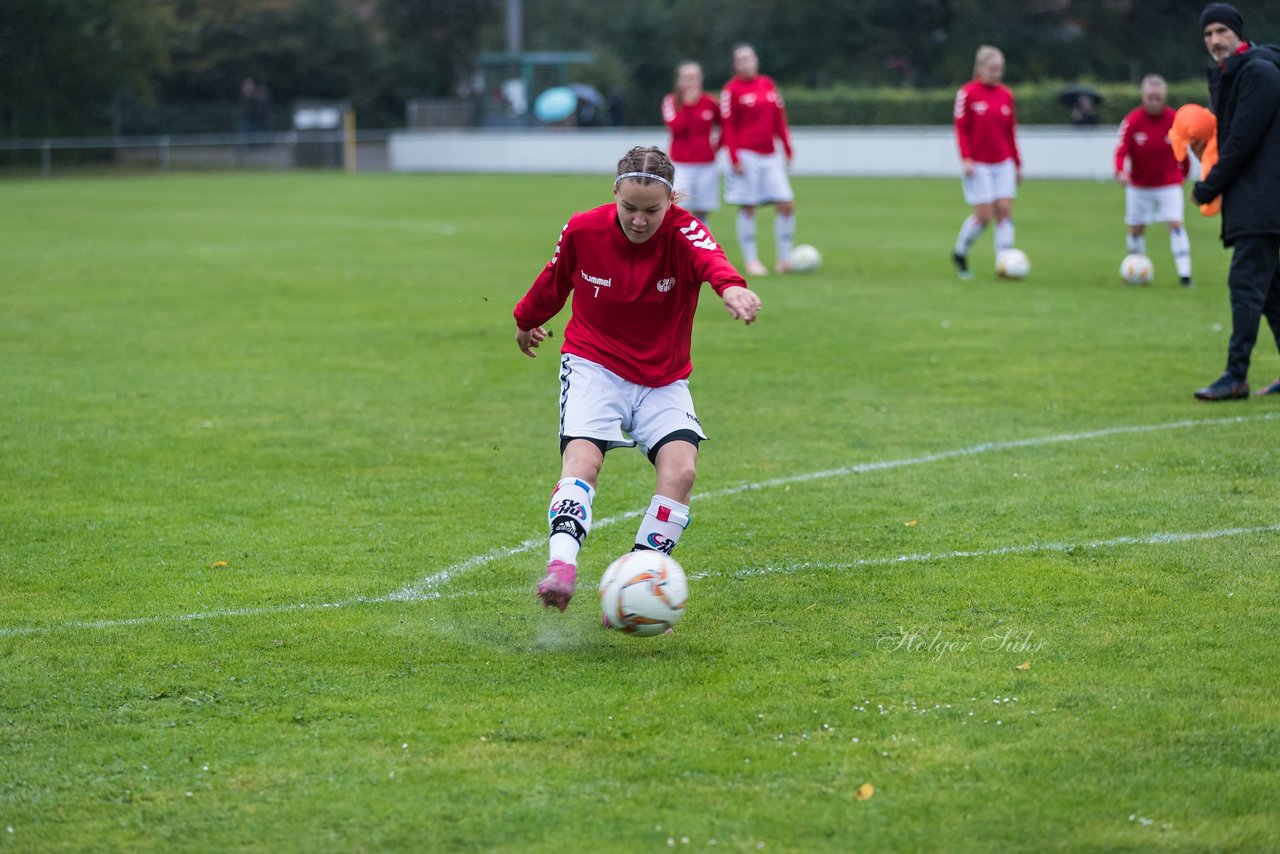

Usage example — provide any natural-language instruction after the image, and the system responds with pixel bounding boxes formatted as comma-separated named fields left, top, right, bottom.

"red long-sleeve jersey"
left=1114, top=106, right=1188, bottom=188
left=719, top=74, right=793, bottom=167
left=953, top=80, right=1021, bottom=166
left=662, top=93, right=720, bottom=164
left=513, top=204, right=745, bottom=387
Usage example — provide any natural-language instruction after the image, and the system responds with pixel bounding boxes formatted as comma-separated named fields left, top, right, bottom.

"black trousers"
left=1225, top=234, right=1280, bottom=381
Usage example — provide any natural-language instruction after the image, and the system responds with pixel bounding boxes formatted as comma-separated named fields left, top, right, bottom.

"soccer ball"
left=789, top=244, right=822, bottom=273
left=1119, top=253, right=1154, bottom=286
left=599, top=550, right=688, bottom=637
left=995, top=248, right=1030, bottom=280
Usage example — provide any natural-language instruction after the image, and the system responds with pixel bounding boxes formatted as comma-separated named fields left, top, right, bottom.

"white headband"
left=615, top=171, right=674, bottom=191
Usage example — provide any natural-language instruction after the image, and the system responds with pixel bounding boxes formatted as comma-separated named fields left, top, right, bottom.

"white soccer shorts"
left=672, top=161, right=721, bottom=213
left=558, top=354, right=707, bottom=455
left=961, top=159, right=1018, bottom=206
left=1125, top=184, right=1185, bottom=226
left=724, top=149, right=794, bottom=206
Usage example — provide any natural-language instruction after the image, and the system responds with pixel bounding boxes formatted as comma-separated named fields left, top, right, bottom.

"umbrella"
left=533, top=86, right=577, bottom=123
left=569, top=83, right=606, bottom=125
left=1057, top=84, right=1105, bottom=107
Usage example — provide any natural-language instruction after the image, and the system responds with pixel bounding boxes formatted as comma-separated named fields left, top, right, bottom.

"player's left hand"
left=721, top=285, right=761, bottom=325
left=1192, top=181, right=1215, bottom=205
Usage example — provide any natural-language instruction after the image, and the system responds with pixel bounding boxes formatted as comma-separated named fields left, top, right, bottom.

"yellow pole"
left=343, top=109, right=356, bottom=174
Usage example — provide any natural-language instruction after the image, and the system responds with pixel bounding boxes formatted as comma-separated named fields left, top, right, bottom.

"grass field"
left=2, top=170, right=1279, bottom=852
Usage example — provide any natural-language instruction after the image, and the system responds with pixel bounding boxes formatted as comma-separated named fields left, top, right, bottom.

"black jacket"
left=1195, top=44, right=1280, bottom=245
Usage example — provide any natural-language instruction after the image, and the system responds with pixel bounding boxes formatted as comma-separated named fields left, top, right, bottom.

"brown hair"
left=615, top=146, right=676, bottom=188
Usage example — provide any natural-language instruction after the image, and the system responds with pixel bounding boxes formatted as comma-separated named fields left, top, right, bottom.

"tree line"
left=3, top=0, right=1272, bottom=138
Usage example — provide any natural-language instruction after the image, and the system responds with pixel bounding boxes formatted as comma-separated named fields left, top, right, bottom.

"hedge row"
left=782, top=80, right=1212, bottom=126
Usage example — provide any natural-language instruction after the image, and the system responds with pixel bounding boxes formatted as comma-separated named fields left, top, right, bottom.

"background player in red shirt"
left=721, top=43, right=796, bottom=276
left=663, top=60, right=721, bottom=223
left=951, top=45, right=1022, bottom=280
left=513, top=146, right=762, bottom=613
left=1114, top=74, right=1193, bottom=286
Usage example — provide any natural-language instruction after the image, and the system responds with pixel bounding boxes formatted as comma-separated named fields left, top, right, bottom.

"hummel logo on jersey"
left=680, top=221, right=717, bottom=251
left=551, top=222, right=567, bottom=264
left=656, top=277, right=675, bottom=292
left=581, top=270, right=612, bottom=287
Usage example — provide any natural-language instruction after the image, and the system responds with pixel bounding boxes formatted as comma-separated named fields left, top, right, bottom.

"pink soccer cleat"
left=537, top=560, right=577, bottom=612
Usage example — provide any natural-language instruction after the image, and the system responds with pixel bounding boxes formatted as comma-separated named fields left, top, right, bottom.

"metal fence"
left=0, top=129, right=393, bottom=176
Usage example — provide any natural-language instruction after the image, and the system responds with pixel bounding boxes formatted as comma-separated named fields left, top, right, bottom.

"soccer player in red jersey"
left=663, top=61, right=722, bottom=222
left=720, top=43, right=796, bottom=276
left=1114, top=74, right=1193, bottom=286
left=513, top=146, right=762, bottom=613
left=951, top=45, right=1022, bottom=280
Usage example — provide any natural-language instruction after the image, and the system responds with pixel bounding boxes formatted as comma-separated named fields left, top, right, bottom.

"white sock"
left=548, top=477, right=594, bottom=565
left=774, top=212, right=795, bottom=264
left=737, top=210, right=759, bottom=266
left=954, top=216, right=986, bottom=256
left=1170, top=226, right=1191, bottom=278
left=1127, top=233, right=1146, bottom=255
left=994, top=219, right=1015, bottom=253
left=633, top=495, right=691, bottom=555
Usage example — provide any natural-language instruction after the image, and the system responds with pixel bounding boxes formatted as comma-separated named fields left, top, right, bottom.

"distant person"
left=720, top=43, right=796, bottom=276
left=512, top=146, right=761, bottom=613
left=951, top=45, right=1022, bottom=280
left=608, top=86, right=626, bottom=126
left=1070, top=94, right=1100, bottom=126
left=662, top=61, right=721, bottom=222
left=1114, top=74, right=1193, bottom=286
left=1189, top=3, right=1280, bottom=400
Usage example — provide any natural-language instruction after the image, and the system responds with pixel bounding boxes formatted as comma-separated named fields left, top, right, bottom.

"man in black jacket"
left=1191, top=3, right=1280, bottom=401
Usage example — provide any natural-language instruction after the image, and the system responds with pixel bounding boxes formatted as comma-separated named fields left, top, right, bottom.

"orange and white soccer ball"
left=599, top=551, right=688, bottom=637
left=996, top=248, right=1030, bottom=280
left=1119, top=253, right=1154, bottom=286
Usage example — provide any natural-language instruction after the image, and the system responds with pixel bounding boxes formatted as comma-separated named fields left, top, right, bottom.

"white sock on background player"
left=954, top=216, right=986, bottom=257
left=774, top=212, right=795, bottom=265
left=994, top=219, right=1015, bottom=253
left=737, top=210, right=760, bottom=267
left=633, top=495, right=690, bottom=555
left=1170, top=226, right=1192, bottom=279
left=548, top=477, right=594, bottom=565
left=1127, top=233, right=1146, bottom=256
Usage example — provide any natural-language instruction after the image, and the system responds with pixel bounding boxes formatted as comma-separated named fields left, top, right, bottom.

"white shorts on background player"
left=672, top=162, right=720, bottom=213
left=559, top=354, right=707, bottom=455
left=724, top=149, right=793, bottom=206
left=961, top=158, right=1017, bottom=206
left=1125, top=184, right=1184, bottom=226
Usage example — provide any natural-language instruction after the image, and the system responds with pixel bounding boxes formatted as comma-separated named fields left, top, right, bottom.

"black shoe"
left=952, top=252, right=973, bottom=281
left=1258, top=377, right=1280, bottom=396
left=1180, top=276, right=1193, bottom=288
left=1194, top=374, right=1250, bottom=401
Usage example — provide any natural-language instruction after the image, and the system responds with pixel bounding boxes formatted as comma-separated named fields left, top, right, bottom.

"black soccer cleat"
left=1180, top=276, right=1194, bottom=288
left=952, top=251, right=973, bottom=281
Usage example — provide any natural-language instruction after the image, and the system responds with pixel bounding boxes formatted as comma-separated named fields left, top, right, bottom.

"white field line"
left=710, top=524, right=1280, bottom=579
left=2, top=412, right=1275, bottom=639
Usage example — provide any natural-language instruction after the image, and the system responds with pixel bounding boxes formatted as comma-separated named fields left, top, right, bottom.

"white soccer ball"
left=599, top=550, right=688, bottom=637
left=995, top=248, right=1030, bottom=280
left=1119, top=253, right=1154, bottom=286
left=789, top=243, right=822, bottom=273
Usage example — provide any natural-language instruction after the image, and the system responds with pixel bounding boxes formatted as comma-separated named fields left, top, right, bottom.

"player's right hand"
left=961, top=158, right=975, bottom=179
left=516, top=324, right=551, bottom=358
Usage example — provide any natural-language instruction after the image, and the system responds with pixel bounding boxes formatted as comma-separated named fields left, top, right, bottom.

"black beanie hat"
left=1200, top=3, right=1245, bottom=39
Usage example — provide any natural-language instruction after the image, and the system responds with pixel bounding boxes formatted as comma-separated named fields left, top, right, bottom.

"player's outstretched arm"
left=516, top=324, right=552, bottom=358
left=720, top=285, right=761, bottom=325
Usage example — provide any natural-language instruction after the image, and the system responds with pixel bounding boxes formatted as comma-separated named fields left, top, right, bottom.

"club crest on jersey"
left=656, top=277, right=676, bottom=292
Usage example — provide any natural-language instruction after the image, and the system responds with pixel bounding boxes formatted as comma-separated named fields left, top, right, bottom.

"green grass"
left=2, top=171, right=1278, bottom=852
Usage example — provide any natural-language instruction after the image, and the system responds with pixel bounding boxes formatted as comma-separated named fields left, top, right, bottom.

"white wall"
left=389, top=125, right=1130, bottom=181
